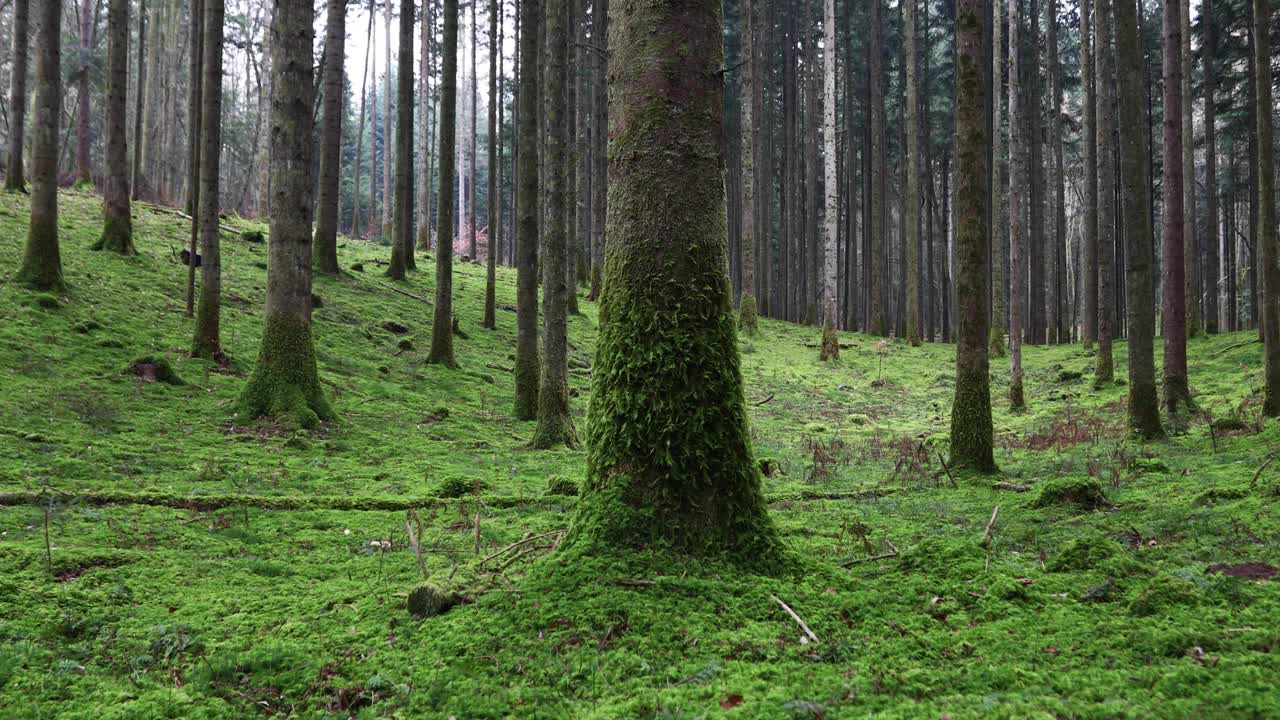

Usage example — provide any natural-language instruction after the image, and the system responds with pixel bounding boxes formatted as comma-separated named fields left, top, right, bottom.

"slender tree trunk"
left=1203, top=0, right=1218, bottom=333
left=428, top=0, right=460, bottom=368
left=95, top=0, right=135, bottom=254
left=75, top=0, right=94, bottom=185
left=14, top=0, right=62, bottom=290
left=902, top=0, right=920, bottom=346
left=989, top=0, right=1006, bottom=355
left=389, top=0, right=415, bottom=279
left=382, top=4, right=393, bottom=239
left=185, top=0, right=204, bottom=317
left=1007, top=0, right=1025, bottom=408
left=868, top=0, right=885, bottom=335
left=819, top=0, right=839, bottom=356
left=3, top=0, right=28, bottom=191
left=130, top=0, right=146, bottom=200
left=531, top=0, right=576, bottom=448
left=739, top=0, right=757, bottom=334
left=1095, top=0, right=1116, bottom=383
left=1181, top=0, right=1198, bottom=338
left=1162, top=0, right=1191, bottom=414
left=514, top=0, right=540, bottom=418
left=191, top=0, right=224, bottom=361
left=352, top=6, right=373, bottom=239
left=587, top=0, right=607, bottom=302
left=255, top=6, right=273, bottom=218
left=417, top=0, right=433, bottom=250
left=483, top=0, right=498, bottom=328
left=469, top=0, right=479, bottom=261
left=1048, top=0, right=1066, bottom=344
left=1082, top=0, right=1097, bottom=349
left=313, top=0, right=345, bottom=275
left=1256, top=0, right=1280, bottom=415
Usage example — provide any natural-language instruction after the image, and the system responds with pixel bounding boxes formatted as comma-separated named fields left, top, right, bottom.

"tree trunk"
left=382, top=5, right=393, bottom=239
left=1181, top=0, right=1198, bottom=338
left=1255, top=0, right=1279, bottom=415
left=1095, top=0, right=1116, bottom=384
left=1007, top=0, right=1025, bottom=408
left=1161, top=0, right=1191, bottom=414
left=130, top=0, right=146, bottom=201
left=14, top=0, right=62, bottom=290
left=484, top=0, right=499, bottom=328
left=1082, top=0, right=1097, bottom=350
left=868, top=0, right=885, bottom=335
left=902, top=0, right=920, bottom=347
left=75, top=0, right=94, bottom=186
left=1048, top=0, right=1066, bottom=344
left=568, top=0, right=783, bottom=569
left=351, top=5, right=373, bottom=239
left=428, top=0, right=460, bottom=368
left=819, top=0, right=839, bottom=356
left=469, top=0, right=479, bottom=261
left=513, top=0, right=540, bottom=418
left=3, top=0, right=28, bottom=191
left=417, top=0, right=433, bottom=250
left=739, top=0, right=757, bottom=334
left=237, top=0, right=334, bottom=429
left=587, top=0, right=607, bottom=302
left=191, top=0, right=224, bottom=362
left=313, top=0, right=345, bottom=275
left=989, top=0, right=1006, bottom=356
left=531, top=0, right=576, bottom=448
left=1113, top=0, right=1161, bottom=438
left=389, top=0, right=415, bottom=279
left=1203, top=0, right=1218, bottom=333
left=255, top=5, right=273, bottom=218
left=95, top=0, right=135, bottom=255
left=185, top=0, right=204, bottom=317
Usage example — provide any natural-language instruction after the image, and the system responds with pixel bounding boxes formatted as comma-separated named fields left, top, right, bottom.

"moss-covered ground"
left=1, top=191, right=1278, bottom=718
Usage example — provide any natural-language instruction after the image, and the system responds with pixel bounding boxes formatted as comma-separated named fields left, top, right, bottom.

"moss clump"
left=1129, top=457, right=1170, bottom=475
left=241, top=230, right=265, bottom=243
left=1129, top=573, right=1203, bottom=617
left=435, top=476, right=486, bottom=498
left=819, top=321, right=839, bottom=361
left=125, top=356, right=186, bottom=385
left=407, top=583, right=460, bottom=618
left=899, top=537, right=983, bottom=577
left=27, top=293, right=62, bottom=310
left=757, top=457, right=778, bottom=477
left=1048, top=535, right=1125, bottom=572
left=1193, top=486, right=1249, bottom=506
left=72, top=319, right=102, bottom=333
left=738, top=294, right=758, bottom=336
left=544, top=475, right=580, bottom=496
left=1033, top=476, right=1108, bottom=510
left=235, top=314, right=334, bottom=430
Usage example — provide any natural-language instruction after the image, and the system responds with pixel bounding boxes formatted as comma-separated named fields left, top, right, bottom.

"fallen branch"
left=840, top=551, right=898, bottom=567
left=370, top=280, right=434, bottom=306
left=769, top=594, right=819, bottom=644
left=937, top=453, right=958, bottom=487
left=983, top=505, right=1001, bottom=573
left=1251, top=451, right=1278, bottom=490
left=752, top=393, right=775, bottom=406
left=1211, top=338, right=1261, bottom=357
left=479, top=529, right=566, bottom=566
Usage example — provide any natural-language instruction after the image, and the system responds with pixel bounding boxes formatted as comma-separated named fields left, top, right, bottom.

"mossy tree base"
left=92, top=215, right=136, bottom=255
left=236, top=314, right=334, bottom=430
left=1161, top=377, right=1196, bottom=417
left=950, top=368, right=997, bottom=473
left=738, top=294, right=758, bottom=336
left=819, top=320, right=839, bottom=361
left=16, top=222, right=65, bottom=292
left=1009, top=376, right=1025, bottom=412
left=989, top=328, right=1006, bottom=358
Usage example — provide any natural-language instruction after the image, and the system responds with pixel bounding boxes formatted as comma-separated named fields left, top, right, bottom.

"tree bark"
left=484, top=0, right=499, bottom=328
left=1181, top=0, right=1198, bottom=338
left=819, top=0, right=839, bottom=356
left=1095, top=0, right=1116, bottom=384
left=185, top=0, right=204, bottom=317
left=191, top=0, right=224, bottom=361
left=989, top=0, right=1007, bottom=356
left=902, top=0, right=920, bottom=347
left=1255, top=0, right=1280, bottom=416
left=14, top=0, right=62, bottom=291
left=1007, top=0, right=1025, bottom=409
left=389, top=0, right=415, bottom=278
left=513, top=0, right=540, bottom=418
left=351, top=4, right=373, bottom=238
left=587, top=0, right=607, bottom=302
left=417, top=0, right=434, bottom=250
left=313, top=0, right=345, bottom=275
left=130, top=0, right=146, bottom=201
left=95, top=0, right=135, bottom=255
left=382, top=4, right=393, bottom=239
left=3, top=0, right=28, bottom=191
left=868, top=0, right=885, bottom=335
left=1203, top=0, right=1218, bottom=333
left=1048, top=0, right=1066, bottom=344
left=1082, top=0, right=1097, bottom=350
left=1161, top=0, right=1191, bottom=414
left=428, top=0, right=460, bottom=368
left=75, top=0, right=95, bottom=186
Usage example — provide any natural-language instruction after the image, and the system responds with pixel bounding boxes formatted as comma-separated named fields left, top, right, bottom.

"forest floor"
left=0, top=191, right=1278, bottom=719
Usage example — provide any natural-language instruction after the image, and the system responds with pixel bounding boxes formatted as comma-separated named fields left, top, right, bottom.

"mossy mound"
left=26, top=293, right=62, bottom=310
left=757, top=456, right=779, bottom=477
left=544, top=475, right=580, bottom=496
left=240, top=230, right=265, bottom=243
left=71, top=319, right=102, bottom=333
left=1033, top=477, right=1108, bottom=510
left=1193, top=486, right=1250, bottom=506
left=1129, top=457, right=1170, bottom=475
left=435, top=476, right=486, bottom=499
left=1129, top=573, right=1204, bottom=617
left=898, top=537, right=983, bottom=577
left=406, top=583, right=461, bottom=618
left=124, top=356, right=185, bottom=385
left=1048, top=535, right=1126, bottom=572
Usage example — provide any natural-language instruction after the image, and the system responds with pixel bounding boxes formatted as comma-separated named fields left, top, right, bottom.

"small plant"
left=873, top=340, right=890, bottom=385
left=29, top=481, right=79, bottom=575
left=802, top=434, right=852, bottom=483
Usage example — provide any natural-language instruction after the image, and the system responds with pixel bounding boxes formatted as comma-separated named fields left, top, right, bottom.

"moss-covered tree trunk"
left=191, top=0, right=224, bottom=361
left=531, top=0, right=576, bottom=448
left=389, top=0, right=415, bottom=280
left=14, top=0, right=63, bottom=291
left=1113, top=0, right=1161, bottom=439
left=1081, top=0, right=1097, bottom=350
left=1007, top=0, right=1025, bottom=410
left=567, top=0, right=783, bottom=568
left=1095, top=0, right=1117, bottom=385
left=236, top=0, right=334, bottom=430
left=989, top=0, right=1007, bottom=357
left=93, top=0, right=135, bottom=255
left=427, top=0, right=460, bottom=369
left=949, top=0, right=995, bottom=472
left=902, top=0, right=920, bottom=348
left=483, top=0, right=499, bottom=330
left=3, top=0, right=28, bottom=192
left=312, top=0, right=344, bottom=275
left=1256, top=0, right=1280, bottom=416
left=1161, top=0, right=1192, bottom=415
left=1181, top=0, right=1199, bottom=339
left=514, top=0, right=540, bottom=418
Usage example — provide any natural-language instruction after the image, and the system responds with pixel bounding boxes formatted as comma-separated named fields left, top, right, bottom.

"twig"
left=752, top=393, right=775, bottom=406
left=840, top=551, right=898, bottom=567
left=718, top=58, right=748, bottom=75
left=370, top=280, right=434, bottom=305
left=404, top=510, right=429, bottom=580
left=769, top=594, right=819, bottom=644
left=1211, top=338, right=1261, bottom=357
left=1251, top=451, right=1278, bottom=489
left=609, top=579, right=656, bottom=587
left=479, top=529, right=566, bottom=566
left=473, top=511, right=482, bottom=554
left=937, top=453, right=958, bottom=487
left=982, top=505, right=1000, bottom=573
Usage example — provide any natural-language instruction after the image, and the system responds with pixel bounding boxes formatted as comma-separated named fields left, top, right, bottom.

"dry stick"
left=473, top=511, right=481, bottom=554
left=404, top=510, right=429, bottom=579
left=770, top=594, right=820, bottom=643
left=371, top=280, right=435, bottom=305
left=937, top=453, right=958, bottom=487
left=982, top=505, right=1001, bottom=573
left=1251, top=452, right=1278, bottom=489
left=840, top=551, right=898, bottom=567
left=479, top=529, right=566, bottom=566
left=752, top=393, right=775, bottom=406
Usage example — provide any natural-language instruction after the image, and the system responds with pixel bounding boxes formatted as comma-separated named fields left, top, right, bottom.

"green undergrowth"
left=1, top=191, right=1278, bottom=717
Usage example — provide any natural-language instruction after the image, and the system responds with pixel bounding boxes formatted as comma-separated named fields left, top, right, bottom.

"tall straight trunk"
left=940, top=152, right=952, bottom=343
left=185, top=0, right=205, bottom=316
left=352, top=6, right=373, bottom=239
left=588, top=0, right=607, bottom=302
left=192, top=0, right=224, bottom=361
left=564, top=0, right=580, bottom=317
left=469, top=0, right=479, bottom=260
left=1162, top=0, right=1191, bottom=413
left=1095, top=0, right=1116, bottom=383
left=759, top=0, right=773, bottom=318
left=382, top=5, right=393, bottom=238
left=237, top=0, right=333, bottom=429
left=417, top=0, right=433, bottom=249
left=3, top=0, right=28, bottom=191
left=514, top=0, right=540, bottom=418
left=1181, top=0, right=1198, bottom=338
left=804, top=0, right=819, bottom=328
left=1007, top=0, right=1025, bottom=408
left=868, top=0, right=885, bottom=335
left=1048, top=0, right=1066, bottom=344
left=1256, top=0, right=1280, bottom=415
left=484, top=0, right=499, bottom=328
left=496, top=6, right=506, bottom=267
left=532, top=0, right=576, bottom=448
left=95, top=0, right=135, bottom=254
left=1026, top=0, right=1043, bottom=345
left=255, top=6, right=273, bottom=217
left=569, top=0, right=782, bottom=567
left=14, top=0, right=62, bottom=290
left=130, top=0, right=146, bottom=200
left=389, top=0, right=415, bottom=279
left=1225, top=147, right=1236, bottom=330
left=313, top=0, right=345, bottom=274
left=951, top=0, right=994, bottom=471
left=902, top=0, right=920, bottom=346
left=820, top=0, right=838, bottom=354
left=739, top=0, right=758, bottom=333
left=75, top=0, right=94, bottom=185
left=989, top=0, right=1006, bottom=355
left=429, top=0, right=460, bottom=367
left=1113, top=0, right=1161, bottom=438
left=1203, top=0, right=1218, bottom=333
left=1082, top=0, right=1097, bottom=349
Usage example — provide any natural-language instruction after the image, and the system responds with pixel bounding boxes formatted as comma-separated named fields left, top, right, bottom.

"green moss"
left=436, top=476, right=486, bottom=498
left=235, top=313, right=333, bottom=430
left=90, top=214, right=136, bottom=255
left=1129, top=573, right=1204, bottom=616
left=124, top=355, right=186, bottom=385
left=1033, top=476, right=1108, bottom=510
left=407, top=583, right=461, bottom=618
left=1048, top=535, right=1126, bottom=572
left=738, top=293, right=758, bottom=336
left=25, top=292, right=62, bottom=310
left=544, top=475, right=580, bottom=496
left=819, top=321, right=839, bottom=361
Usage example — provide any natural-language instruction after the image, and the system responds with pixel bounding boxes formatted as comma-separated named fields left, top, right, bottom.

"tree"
left=738, top=0, right=757, bottom=335
left=950, top=0, right=995, bottom=472
left=185, top=0, right=205, bottom=316
left=1203, top=0, right=1219, bottom=333
left=990, top=0, right=1007, bottom=357
left=1113, top=0, right=1161, bottom=439
left=531, top=0, right=576, bottom=448
left=867, top=0, right=885, bottom=336
left=14, top=0, right=63, bottom=291
left=3, top=0, right=29, bottom=192
left=1095, top=0, right=1116, bottom=384
left=566, top=0, right=783, bottom=569
left=1047, top=0, right=1066, bottom=344
left=352, top=2, right=374, bottom=239
left=1161, top=0, right=1192, bottom=415
left=191, top=0, right=225, bottom=361
left=484, top=0, right=499, bottom=330
left=94, top=0, right=136, bottom=255
left=237, top=0, right=335, bottom=429
left=130, top=0, right=146, bottom=201
left=1256, top=0, right=1279, bottom=416
left=312, top=0, right=345, bottom=275
left=382, top=4, right=393, bottom=239
left=819, top=0, right=839, bottom=357
left=387, top=0, right=415, bottom=280
left=588, top=0, right=607, bottom=303
left=417, top=0, right=435, bottom=250
left=513, top=0, right=540, bottom=418
left=1081, top=0, right=1097, bottom=350
left=1007, top=0, right=1025, bottom=410
left=427, top=0, right=460, bottom=368
left=902, top=0, right=920, bottom=347
left=74, top=0, right=95, bottom=186
left=1181, top=0, right=1199, bottom=338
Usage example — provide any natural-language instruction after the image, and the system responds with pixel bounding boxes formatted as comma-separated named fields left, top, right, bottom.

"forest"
left=0, top=0, right=1279, bottom=715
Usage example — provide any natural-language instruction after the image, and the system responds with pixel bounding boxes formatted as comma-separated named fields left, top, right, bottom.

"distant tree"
left=588, top=0, right=607, bottom=303
left=819, top=0, right=839, bottom=357
left=352, top=2, right=374, bottom=239
left=237, top=0, right=334, bottom=429
left=1161, top=0, right=1192, bottom=415
left=950, top=0, right=994, bottom=472
left=1007, top=0, right=1025, bottom=410
left=3, top=0, right=29, bottom=192
left=191, top=0, right=225, bottom=361
left=1203, top=0, right=1219, bottom=333
left=1047, top=0, right=1066, bottom=344
left=1095, top=0, right=1117, bottom=384
left=130, top=0, right=146, bottom=202
left=1081, top=0, right=1097, bottom=351
left=313, top=0, right=345, bottom=275
left=185, top=0, right=205, bottom=316
left=990, top=0, right=1007, bottom=357
left=532, top=0, right=576, bottom=448
left=393, top=0, right=415, bottom=273
left=417, top=0, right=435, bottom=250
left=382, top=4, right=393, bottom=239
left=513, top=0, right=541, bottom=418
left=14, top=0, right=63, bottom=291
left=74, top=0, right=96, bottom=186
left=902, top=0, right=920, bottom=348
left=427, top=0, right=460, bottom=368
left=94, top=0, right=136, bottom=255
left=484, top=0, right=499, bottom=330
left=1181, top=0, right=1199, bottom=338
left=1256, top=0, right=1279, bottom=416
left=567, top=0, right=783, bottom=568
left=867, top=0, right=885, bottom=336
left=469, top=0, right=479, bottom=262
left=738, top=0, right=758, bottom=335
